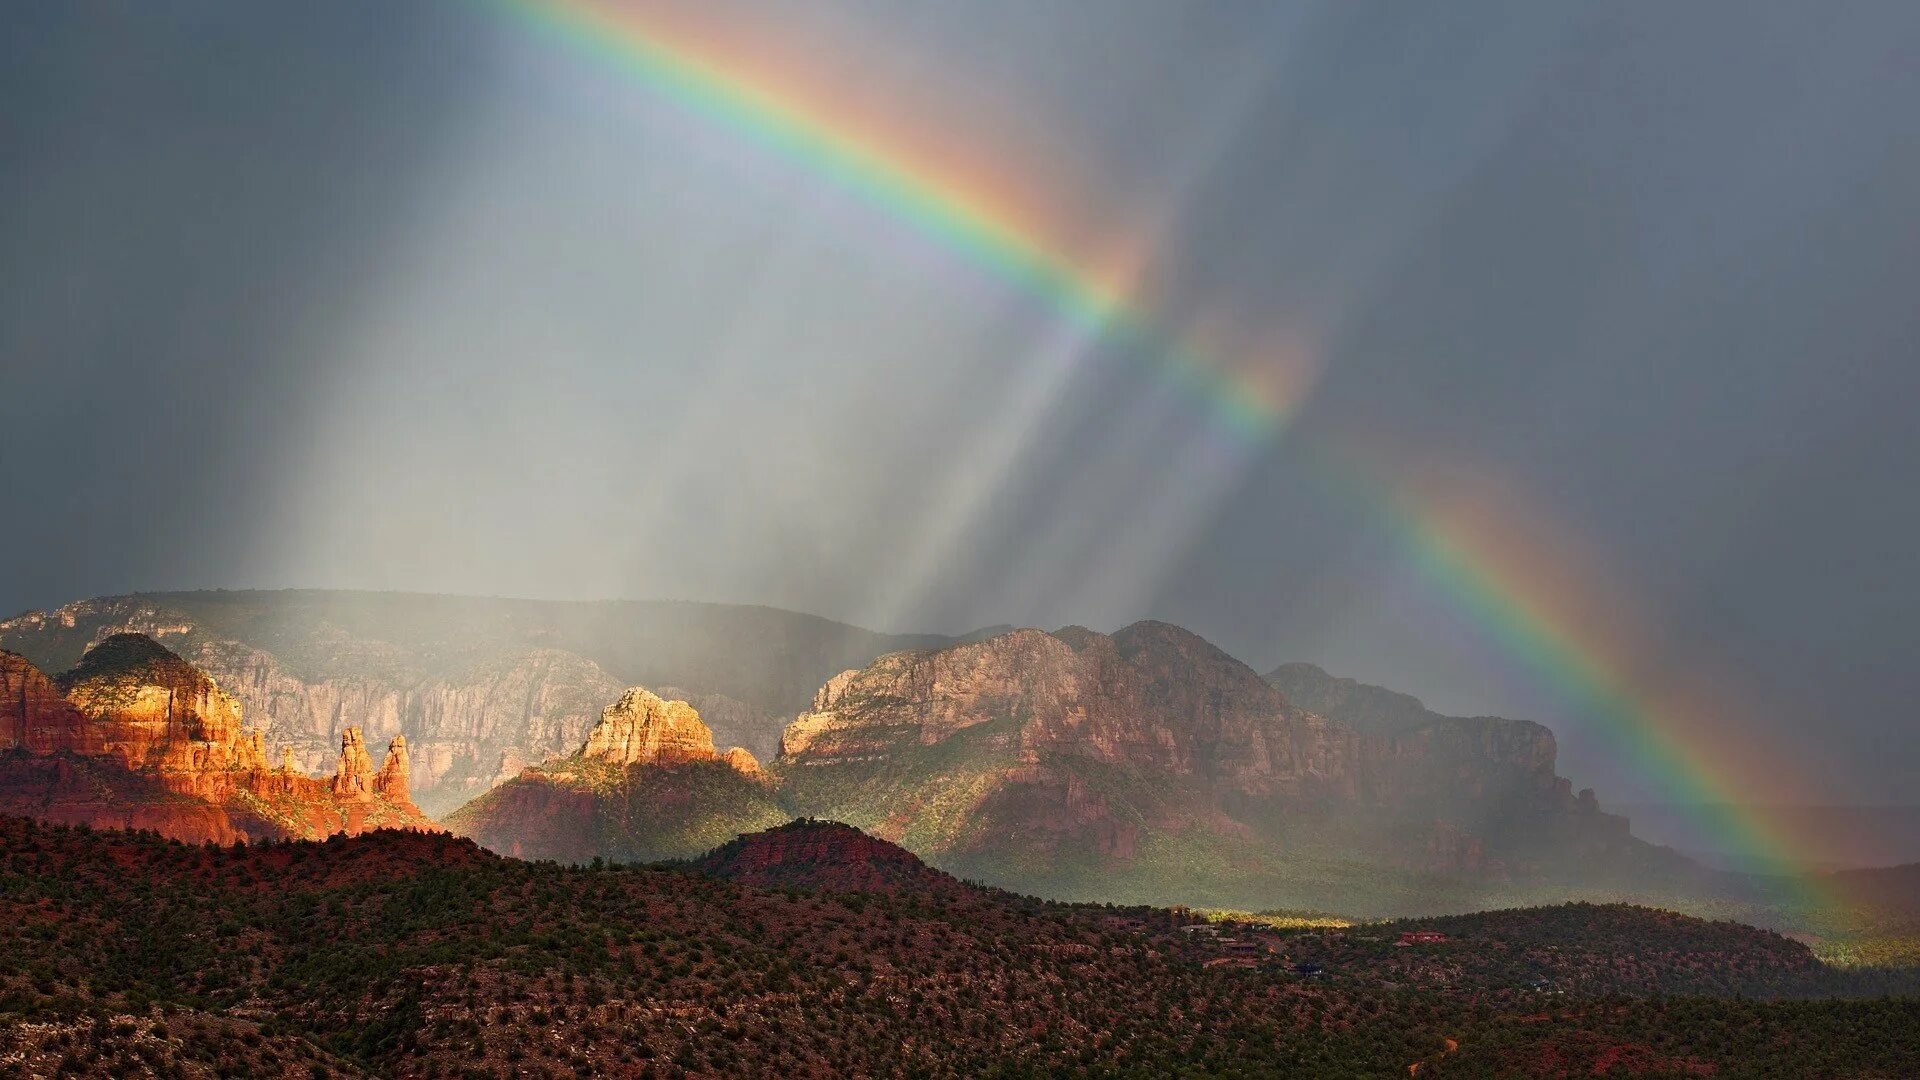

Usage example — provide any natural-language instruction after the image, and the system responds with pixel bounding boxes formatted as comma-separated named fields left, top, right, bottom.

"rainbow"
left=482, top=0, right=1835, bottom=905
left=484, top=0, right=1308, bottom=442
left=1318, top=447, right=1833, bottom=903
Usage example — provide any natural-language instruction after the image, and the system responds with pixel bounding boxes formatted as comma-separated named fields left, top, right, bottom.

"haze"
left=3, top=1, right=1917, bottom=810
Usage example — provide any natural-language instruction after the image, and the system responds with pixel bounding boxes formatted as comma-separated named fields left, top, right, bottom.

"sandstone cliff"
left=0, top=592, right=941, bottom=815
left=583, top=688, right=720, bottom=766
left=0, top=637, right=433, bottom=842
left=0, top=650, right=94, bottom=755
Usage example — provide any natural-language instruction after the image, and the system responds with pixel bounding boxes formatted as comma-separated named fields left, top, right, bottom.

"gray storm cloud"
left=3, top=1, right=1917, bottom=806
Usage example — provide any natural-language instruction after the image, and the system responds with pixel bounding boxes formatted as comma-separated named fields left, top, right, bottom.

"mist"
left=4, top=1, right=1918, bottom=807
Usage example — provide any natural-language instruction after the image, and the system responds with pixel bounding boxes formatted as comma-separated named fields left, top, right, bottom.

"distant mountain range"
left=0, top=588, right=1826, bottom=919
left=449, top=612, right=1721, bottom=915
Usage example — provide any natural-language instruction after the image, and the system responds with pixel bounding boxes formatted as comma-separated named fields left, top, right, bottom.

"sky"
left=3, top=1, right=1917, bottom=809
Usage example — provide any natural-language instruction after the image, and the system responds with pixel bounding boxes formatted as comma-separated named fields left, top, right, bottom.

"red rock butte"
left=0, top=635, right=435, bottom=843
left=581, top=686, right=765, bottom=777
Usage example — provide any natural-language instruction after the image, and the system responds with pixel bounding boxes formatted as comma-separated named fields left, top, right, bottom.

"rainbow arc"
left=484, top=0, right=1836, bottom=903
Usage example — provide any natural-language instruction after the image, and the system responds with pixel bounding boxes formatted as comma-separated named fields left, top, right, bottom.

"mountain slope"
left=775, top=622, right=1681, bottom=914
left=0, top=590, right=972, bottom=813
left=687, top=818, right=976, bottom=898
left=446, top=686, right=788, bottom=861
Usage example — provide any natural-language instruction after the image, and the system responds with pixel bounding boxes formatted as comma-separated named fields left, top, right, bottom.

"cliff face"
left=0, top=593, right=940, bottom=816
left=190, top=640, right=623, bottom=816
left=784, top=622, right=1493, bottom=809
left=582, top=688, right=721, bottom=767
left=0, top=650, right=94, bottom=755
left=0, top=637, right=433, bottom=842
left=776, top=623, right=1648, bottom=900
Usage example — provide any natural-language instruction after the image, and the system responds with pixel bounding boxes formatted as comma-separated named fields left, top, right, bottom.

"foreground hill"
left=0, top=636, right=431, bottom=842
left=0, top=591, right=980, bottom=814
left=773, top=621, right=1689, bottom=914
left=686, top=818, right=977, bottom=900
left=0, top=815, right=1913, bottom=1079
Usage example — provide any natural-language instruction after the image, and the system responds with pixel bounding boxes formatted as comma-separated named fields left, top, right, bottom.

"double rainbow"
left=483, top=0, right=1832, bottom=899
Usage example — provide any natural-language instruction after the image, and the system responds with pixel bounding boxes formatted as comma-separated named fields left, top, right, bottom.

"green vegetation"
left=448, top=757, right=792, bottom=863
left=0, top=816, right=1915, bottom=1078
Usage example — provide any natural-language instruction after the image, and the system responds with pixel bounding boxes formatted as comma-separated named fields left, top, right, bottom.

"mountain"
left=1266, top=660, right=1453, bottom=738
left=0, top=590, right=976, bottom=814
left=0, top=813, right=1912, bottom=1078
left=445, top=686, right=787, bottom=861
left=772, top=621, right=1674, bottom=913
left=0, top=635, right=431, bottom=841
left=687, top=818, right=975, bottom=898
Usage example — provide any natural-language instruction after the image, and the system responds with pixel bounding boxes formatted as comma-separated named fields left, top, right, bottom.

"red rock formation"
left=573, top=688, right=768, bottom=783
left=778, top=622, right=1626, bottom=879
left=50, top=634, right=266, bottom=802
left=582, top=688, right=720, bottom=766
left=0, top=592, right=947, bottom=817
left=375, top=735, right=412, bottom=801
left=332, top=727, right=377, bottom=799
left=196, top=639, right=623, bottom=815
left=0, top=650, right=95, bottom=755
left=722, top=746, right=767, bottom=782
left=444, top=688, right=788, bottom=862
left=0, top=753, right=249, bottom=844
left=0, top=637, right=434, bottom=843
left=783, top=623, right=1373, bottom=802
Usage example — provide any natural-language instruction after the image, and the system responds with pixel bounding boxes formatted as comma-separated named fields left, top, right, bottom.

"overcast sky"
left=4, top=1, right=1917, bottom=805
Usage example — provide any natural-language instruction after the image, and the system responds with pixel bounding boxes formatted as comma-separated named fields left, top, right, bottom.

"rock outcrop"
left=376, top=735, right=411, bottom=801
left=577, top=687, right=767, bottom=779
left=0, top=637, right=434, bottom=843
left=445, top=688, right=786, bottom=862
left=332, top=728, right=377, bottom=798
left=722, top=746, right=768, bottom=782
left=583, top=688, right=720, bottom=767
left=1265, top=661, right=1438, bottom=738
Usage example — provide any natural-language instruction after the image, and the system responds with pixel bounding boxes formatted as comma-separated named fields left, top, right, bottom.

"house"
left=1396, top=931, right=1449, bottom=946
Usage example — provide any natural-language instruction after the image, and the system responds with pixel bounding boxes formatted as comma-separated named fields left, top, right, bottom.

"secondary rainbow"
left=485, top=0, right=1836, bottom=904
left=485, top=0, right=1302, bottom=443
